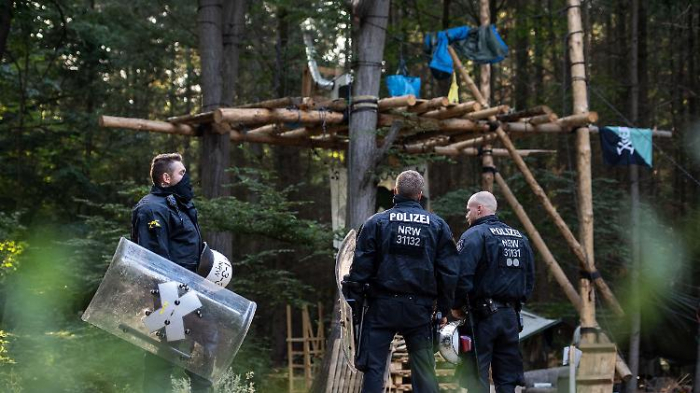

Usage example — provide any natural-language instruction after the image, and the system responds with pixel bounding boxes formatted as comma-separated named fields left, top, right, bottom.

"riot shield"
left=82, top=238, right=256, bottom=383
left=335, top=229, right=358, bottom=370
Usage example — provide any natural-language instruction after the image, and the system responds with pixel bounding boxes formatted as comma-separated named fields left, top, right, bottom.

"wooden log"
left=494, top=172, right=583, bottom=313
left=557, top=112, right=598, bottom=128
left=238, top=96, right=314, bottom=109
left=497, top=105, right=554, bottom=122
left=378, top=95, right=417, bottom=110
left=407, top=96, right=449, bottom=114
left=433, top=146, right=555, bottom=157
left=246, top=123, right=287, bottom=135
left=503, top=112, right=599, bottom=134
left=422, top=101, right=481, bottom=119
left=99, top=115, right=197, bottom=136
left=167, top=111, right=215, bottom=124
left=526, top=113, right=559, bottom=125
left=465, top=105, right=510, bottom=120
left=214, top=108, right=345, bottom=125
left=279, top=127, right=311, bottom=138
left=399, top=136, right=452, bottom=154
left=445, top=133, right=498, bottom=150
left=313, top=98, right=348, bottom=112
left=494, top=127, right=625, bottom=316
left=229, top=129, right=346, bottom=149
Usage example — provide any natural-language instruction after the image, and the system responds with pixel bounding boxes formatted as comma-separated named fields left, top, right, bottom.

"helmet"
left=437, top=321, right=463, bottom=364
left=198, top=242, right=233, bottom=288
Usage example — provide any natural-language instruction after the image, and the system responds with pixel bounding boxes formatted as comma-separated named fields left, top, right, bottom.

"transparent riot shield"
left=82, top=238, right=256, bottom=382
left=335, top=229, right=358, bottom=370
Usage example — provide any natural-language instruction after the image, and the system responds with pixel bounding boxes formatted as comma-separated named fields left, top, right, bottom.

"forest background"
left=1, top=0, right=700, bottom=392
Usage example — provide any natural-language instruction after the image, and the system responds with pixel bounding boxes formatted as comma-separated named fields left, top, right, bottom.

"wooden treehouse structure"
left=99, top=0, right=672, bottom=392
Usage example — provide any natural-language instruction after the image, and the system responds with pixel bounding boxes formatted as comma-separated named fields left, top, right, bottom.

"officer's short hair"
left=150, top=153, right=183, bottom=185
left=469, top=191, right=498, bottom=213
left=396, top=170, right=425, bottom=199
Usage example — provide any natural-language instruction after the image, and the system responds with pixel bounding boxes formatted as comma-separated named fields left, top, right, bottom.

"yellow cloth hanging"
left=448, top=71, right=459, bottom=104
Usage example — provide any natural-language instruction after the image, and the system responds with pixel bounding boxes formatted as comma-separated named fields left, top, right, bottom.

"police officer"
left=131, top=153, right=211, bottom=393
left=347, top=170, right=459, bottom=393
left=452, top=191, right=534, bottom=393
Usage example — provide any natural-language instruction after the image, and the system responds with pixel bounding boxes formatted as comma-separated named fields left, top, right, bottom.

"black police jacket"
left=454, top=215, right=534, bottom=309
left=348, top=195, right=460, bottom=316
left=131, top=186, right=203, bottom=272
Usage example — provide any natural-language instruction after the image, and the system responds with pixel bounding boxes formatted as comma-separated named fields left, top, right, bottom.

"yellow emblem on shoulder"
left=148, top=219, right=161, bottom=229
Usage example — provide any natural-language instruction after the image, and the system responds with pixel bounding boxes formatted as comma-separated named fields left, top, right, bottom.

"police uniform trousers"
left=456, top=307, right=524, bottom=393
left=356, top=296, right=439, bottom=393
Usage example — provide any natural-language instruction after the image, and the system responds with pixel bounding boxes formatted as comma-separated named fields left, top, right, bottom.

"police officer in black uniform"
left=131, top=153, right=211, bottom=393
left=347, top=170, right=460, bottom=393
left=452, top=191, right=534, bottom=393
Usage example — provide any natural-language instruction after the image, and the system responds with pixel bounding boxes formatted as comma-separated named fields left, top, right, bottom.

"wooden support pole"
left=214, top=108, right=345, bottom=125
left=422, top=101, right=481, bottom=119
left=503, top=112, right=599, bottom=134
left=494, top=172, right=583, bottom=312
left=567, top=0, right=597, bottom=341
left=494, top=127, right=625, bottom=316
left=287, top=305, right=294, bottom=393
left=99, top=115, right=197, bottom=136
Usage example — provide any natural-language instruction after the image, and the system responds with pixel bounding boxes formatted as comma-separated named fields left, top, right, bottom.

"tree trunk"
left=625, top=5, right=641, bottom=392
left=479, top=0, right=494, bottom=192
left=346, top=0, right=391, bottom=230
left=221, top=0, right=246, bottom=107
left=0, top=0, right=11, bottom=61
left=513, top=0, right=529, bottom=110
left=198, top=0, right=232, bottom=257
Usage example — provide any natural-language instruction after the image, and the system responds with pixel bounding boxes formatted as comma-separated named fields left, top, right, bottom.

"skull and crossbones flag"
left=599, top=126, right=653, bottom=167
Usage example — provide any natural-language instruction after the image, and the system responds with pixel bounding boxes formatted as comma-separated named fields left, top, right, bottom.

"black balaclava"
left=169, top=172, right=194, bottom=203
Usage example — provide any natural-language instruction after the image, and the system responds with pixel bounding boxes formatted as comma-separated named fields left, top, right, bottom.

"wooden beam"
left=503, top=112, right=599, bottom=134
left=167, top=111, right=215, bottom=124
left=314, top=95, right=417, bottom=112
left=497, top=105, right=554, bottom=122
left=445, top=133, right=498, bottom=150
left=433, top=146, right=555, bottom=157
left=494, top=127, right=625, bottom=316
left=422, top=101, right=481, bottom=119
left=238, top=96, right=314, bottom=109
left=465, top=105, right=510, bottom=120
left=407, top=97, right=449, bottom=114
left=246, top=123, right=288, bottom=136
left=99, top=115, right=197, bottom=136
left=229, top=129, right=345, bottom=149
left=214, top=108, right=344, bottom=125
left=494, top=172, right=583, bottom=312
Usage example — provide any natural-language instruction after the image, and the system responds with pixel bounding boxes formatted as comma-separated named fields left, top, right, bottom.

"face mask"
left=170, top=172, right=194, bottom=202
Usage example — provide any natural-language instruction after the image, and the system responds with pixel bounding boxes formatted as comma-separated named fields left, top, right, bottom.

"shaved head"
left=468, top=191, right=497, bottom=213
left=465, top=191, right=497, bottom=226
